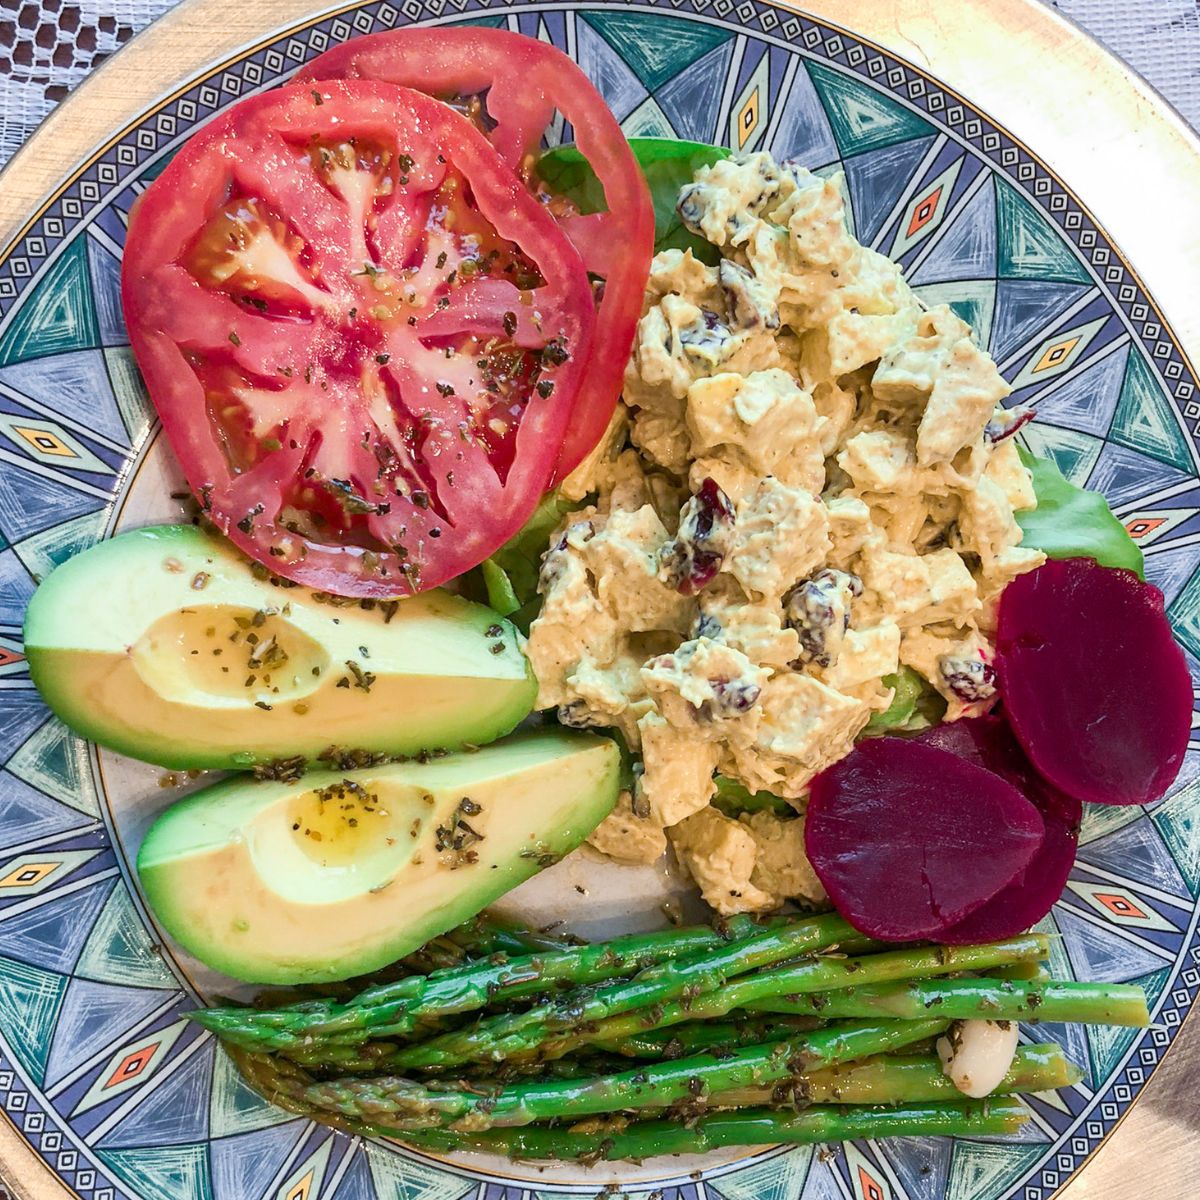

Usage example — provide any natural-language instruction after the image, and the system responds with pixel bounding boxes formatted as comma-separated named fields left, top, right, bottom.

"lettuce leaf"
left=479, top=491, right=582, bottom=628
left=710, top=775, right=793, bottom=818
left=537, top=137, right=731, bottom=265
left=1018, top=446, right=1144, bottom=577
left=858, top=667, right=947, bottom=737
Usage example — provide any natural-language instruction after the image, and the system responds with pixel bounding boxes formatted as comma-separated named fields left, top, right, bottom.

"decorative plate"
left=0, top=3, right=1197, bottom=1198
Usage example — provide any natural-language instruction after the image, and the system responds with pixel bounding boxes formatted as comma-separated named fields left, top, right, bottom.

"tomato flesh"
left=299, top=26, right=654, bottom=480
left=122, top=81, right=594, bottom=596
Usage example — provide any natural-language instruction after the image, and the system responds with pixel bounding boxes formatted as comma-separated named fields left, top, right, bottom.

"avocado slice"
left=24, top=525, right=537, bottom=770
left=137, top=729, right=619, bottom=983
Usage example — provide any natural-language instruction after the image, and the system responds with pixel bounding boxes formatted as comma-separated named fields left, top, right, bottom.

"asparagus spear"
left=374, top=913, right=865, bottom=1072
left=280, top=935, right=1046, bottom=1075
left=711, top=1044, right=1079, bottom=1107
left=744, top=978, right=1151, bottom=1026
left=440, top=910, right=584, bottom=958
left=529, top=936, right=1049, bottom=1066
left=393, top=1098, right=1030, bottom=1159
left=288, top=1018, right=828, bottom=1075
left=192, top=912, right=821, bottom=1051
left=278, top=1019, right=951, bottom=1130
left=320, top=912, right=587, bottom=995
left=228, top=1041, right=1067, bottom=1132
left=989, top=961, right=1052, bottom=983
left=227, top=1042, right=1027, bottom=1153
left=599, top=1016, right=825, bottom=1060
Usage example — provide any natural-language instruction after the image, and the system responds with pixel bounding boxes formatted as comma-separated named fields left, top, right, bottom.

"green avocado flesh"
left=23, top=525, right=538, bottom=770
left=137, top=729, right=620, bottom=983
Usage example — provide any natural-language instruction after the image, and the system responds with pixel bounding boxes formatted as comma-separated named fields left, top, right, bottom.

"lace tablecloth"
left=1, top=0, right=1200, bottom=164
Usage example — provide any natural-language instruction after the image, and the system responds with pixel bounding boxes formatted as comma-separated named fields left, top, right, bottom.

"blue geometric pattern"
left=0, top=4, right=1196, bottom=1199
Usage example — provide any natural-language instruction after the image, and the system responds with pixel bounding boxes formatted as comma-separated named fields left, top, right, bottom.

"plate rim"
left=0, top=1, right=1197, bottom=1197
left=5, top=0, right=1200, bottom=361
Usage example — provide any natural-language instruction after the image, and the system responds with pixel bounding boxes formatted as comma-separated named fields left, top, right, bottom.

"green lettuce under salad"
left=1014, top=445, right=1143, bottom=577
left=539, top=137, right=732, bottom=264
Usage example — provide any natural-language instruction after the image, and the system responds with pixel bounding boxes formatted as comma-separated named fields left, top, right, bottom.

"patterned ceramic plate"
left=0, top=2, right=1198, bottom=1198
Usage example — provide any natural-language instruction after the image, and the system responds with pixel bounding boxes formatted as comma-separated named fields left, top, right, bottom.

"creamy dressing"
left=524, top=152, right=1045, bottom=914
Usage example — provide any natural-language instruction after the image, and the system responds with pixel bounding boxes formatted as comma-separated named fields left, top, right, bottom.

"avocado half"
left=137, top=729, right=619, bottom=983
left=24, top=525, right=538, bottom=770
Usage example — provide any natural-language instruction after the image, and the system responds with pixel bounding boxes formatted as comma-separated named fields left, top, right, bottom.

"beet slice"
left=996, top=558, right=1192, bottom=806
left=805, top=738, right=1045, bottom=942
left=915, top=717, right=1081, bottom=943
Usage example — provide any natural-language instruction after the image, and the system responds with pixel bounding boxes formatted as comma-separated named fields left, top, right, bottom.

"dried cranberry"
left=984, top=405, right=1035, bottom=443
left=662, top=479, right=736, bottom=596
left=679, top=312, right=734, bottom=362
left=939, top=655, right=997, bottom=704
left=538, top=544, right=569, bottom=594
left=711, top=678, right=761, bottom=716
left=677, top=184, right=703, bottom=232
left=719, top=260, right=779, bottom=330
left=785, top=570, right=862, bottom=667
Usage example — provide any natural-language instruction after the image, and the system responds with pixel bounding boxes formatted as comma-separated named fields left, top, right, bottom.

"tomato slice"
left=122, top=81, right=595, bottom=597
left=298, top=27, right=654, bottom=480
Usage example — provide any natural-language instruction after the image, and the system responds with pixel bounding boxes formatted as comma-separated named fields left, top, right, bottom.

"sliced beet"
left=805, top=738, right=1045, bottom=942
left=996, top=558, right=1192, bottom=806
left=915, top=717, right=1082, bottom=943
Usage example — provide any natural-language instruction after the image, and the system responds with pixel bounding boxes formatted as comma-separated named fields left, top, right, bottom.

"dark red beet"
left=996, top=558, right=1192, bottom=806
left=915, top=717, right=1082, bottom=943
left=805, top=738, right=1045, bottom=942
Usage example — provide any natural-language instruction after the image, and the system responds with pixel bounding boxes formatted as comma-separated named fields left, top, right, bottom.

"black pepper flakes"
left=253, top=755, right=307, bottom=783
left=344, top=660, right=377, bottom=693
left=237, top=504, right=264, bottom=534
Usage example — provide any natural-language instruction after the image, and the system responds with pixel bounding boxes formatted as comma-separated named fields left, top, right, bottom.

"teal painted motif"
left=96, top=1143, right=213, bottom=1200
left=0, top=955, right=67, bottom=1083
left=709, top=1148, right=815, bottom=1200
left=75, top=885, right=180, bottom=989
left=0, top=237, right=101, bottom=366
left=995, top=176, right=1092, bottom=283
left=579, top=11, right=730, bottom=92
left=806, top=60, right=937, bottom=156
left=1019, top=422, right=1104, bottom=485
left=1111, top=345, right=1196, bottom=472
left=946, top=1142, right=1049, bottom=1200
